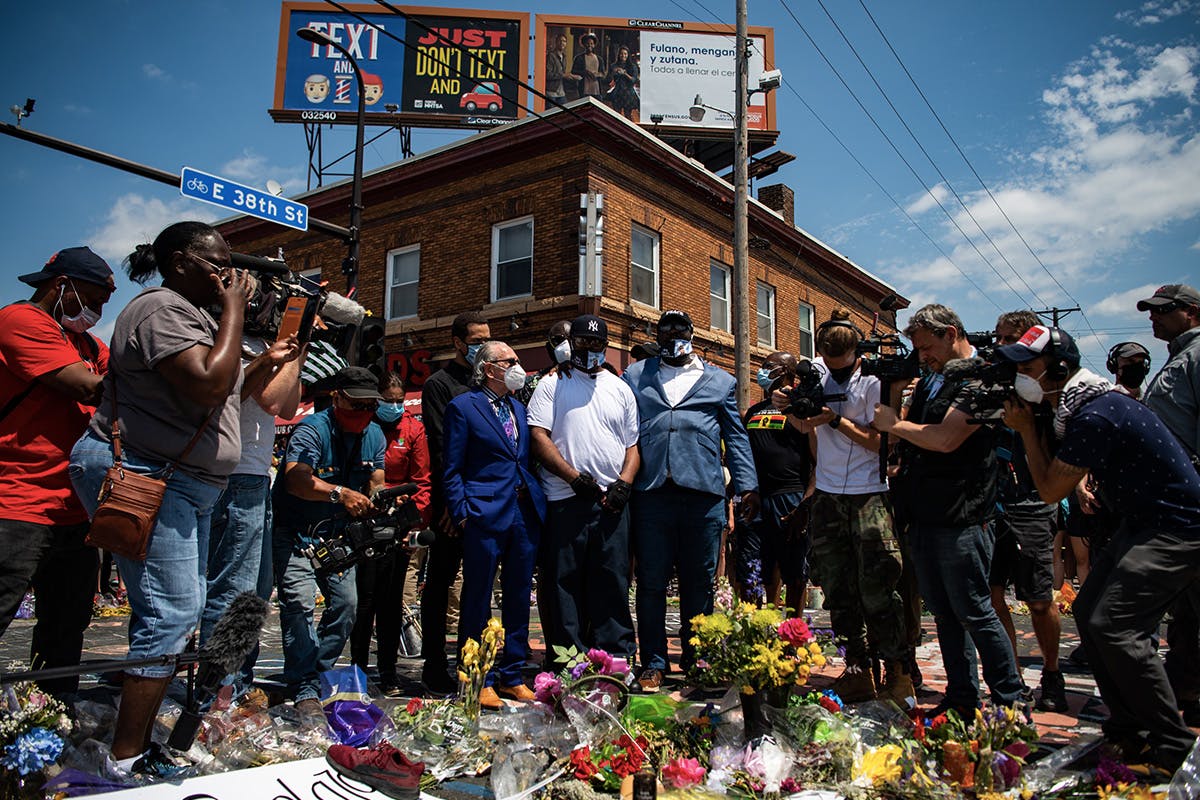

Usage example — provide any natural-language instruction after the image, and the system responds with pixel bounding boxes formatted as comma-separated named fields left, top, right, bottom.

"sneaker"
left=377, top=677, right=404, bottom=699
left=421, top=668, right=458, bottom=697
left=877, top=661, right=916, bottom=710
left=832, top=665, right=876, bottom=704
left=637, top=668, right=664, bottom=694
left=131, top=743, right=188, bottom=780
left=1035, top=670, right=1069, bottom=713
left=327, top=742, right=424, bottom=800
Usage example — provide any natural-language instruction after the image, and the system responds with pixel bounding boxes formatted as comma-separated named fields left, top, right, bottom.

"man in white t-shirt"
left=774, top=313, right=913, bottom=708
left=528, top=315, right=640, bottom=667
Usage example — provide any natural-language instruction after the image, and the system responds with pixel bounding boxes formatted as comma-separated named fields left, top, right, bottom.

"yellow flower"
left=807, top=642, right=822, bottom=656
left=750, top=607, right=783, bottom=631
left=692, top=613, right=733, bottom=640
left=461, top=639, right=480, bottom=667
left=457, top=671, right=469, bottom=683
left=853, top=744, right=903, bottom=786
left=812, top=654, right=827, bottom=668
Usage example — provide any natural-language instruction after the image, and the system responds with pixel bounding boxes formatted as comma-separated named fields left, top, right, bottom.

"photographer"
left=275, top=366, right=386, bottom=718
left=986, top=311, right=1067, bottom=712
left=873, top=304, right=1023, bottom=715
left=1000, top=325, right=1200, bottom=774
left=776, top=311, right=914, bottom=707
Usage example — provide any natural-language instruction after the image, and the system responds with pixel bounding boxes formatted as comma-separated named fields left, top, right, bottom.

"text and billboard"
left=272, top=2, right=528, bottom=129
left=534, top=15, right=775, bottom=131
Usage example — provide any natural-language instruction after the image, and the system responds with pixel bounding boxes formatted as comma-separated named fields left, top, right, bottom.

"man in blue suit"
left=623, top=310, right=759, bottom=692
left=443, top=340, right=547, bottom=709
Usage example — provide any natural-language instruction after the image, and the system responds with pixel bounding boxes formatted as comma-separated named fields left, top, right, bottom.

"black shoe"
left=924, top=698, right=977, bottom=721
left=377, top=673, right=403, bottom=699
left=1035, top=670, right=1069, bottom=713
left=421, top=668, right=457, bottom=697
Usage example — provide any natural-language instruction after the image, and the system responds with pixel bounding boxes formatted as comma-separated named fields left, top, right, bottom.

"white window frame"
left=710, top=260, right=731, bottom=332
left=630, top=224, right=660, bottom=308
left=491, top=216, right=534, bottom=302
left=798, top=301, right=815, bottom=358
left=756, top=282, right=776, bottom=348
left=384, top=244, right=420, bottom=320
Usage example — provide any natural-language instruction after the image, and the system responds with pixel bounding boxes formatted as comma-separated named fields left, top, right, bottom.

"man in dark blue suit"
left=623, top=310, right=759, bottom=691
left=443, top=340, right=547, bottom=709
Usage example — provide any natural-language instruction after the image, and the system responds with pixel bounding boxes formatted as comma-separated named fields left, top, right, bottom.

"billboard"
left=272, top=2, right=529, bottom=129
left=534, top=15, right=776, bottom=131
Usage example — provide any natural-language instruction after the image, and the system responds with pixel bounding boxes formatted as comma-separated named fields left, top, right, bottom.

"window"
left=385, top=245, right=419, bottom=319
left=710, top=261, right=731, bottom=332
left=756, top=282, right=776, bottom=347
left=798, top=301, right=815, bottom=358
left=491, top=217, right=533, bottom=301
left=630, top=225, right=660, bottom=307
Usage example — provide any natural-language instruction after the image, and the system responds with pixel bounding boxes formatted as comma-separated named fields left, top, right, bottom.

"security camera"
left=757, top=69, right=782, bottom=92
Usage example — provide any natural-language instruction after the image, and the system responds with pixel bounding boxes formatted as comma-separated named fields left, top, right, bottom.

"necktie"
left=495, top=398, right=516, bottom=446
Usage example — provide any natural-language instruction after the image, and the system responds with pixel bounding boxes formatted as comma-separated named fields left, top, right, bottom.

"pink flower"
left=587, top=649, right=614, bottom=674
left=777, top=618, right=813, bottom=646
left=534, top=671, right=564, bottom=703
left=662, top=757, right=706, bottom=789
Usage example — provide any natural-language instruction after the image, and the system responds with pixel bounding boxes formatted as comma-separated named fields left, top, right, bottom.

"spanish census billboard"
left=533, top=15, right=776, bottom=131
left=272, top=2, right=529, bottom=129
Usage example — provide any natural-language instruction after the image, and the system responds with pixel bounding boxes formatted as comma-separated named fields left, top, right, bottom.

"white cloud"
left=86, top=193, right=216, bottom=267
left=142, top=63, right=168, bottom=81
left=219, top=150, right=306, bottom=194
left=904, top=183, right=950, bottom=216
left=1092, top=282, right=1162, bottom=317
left=63, top=103, right=91, bottom=115
left=1116, top=0, right=1197, bottom=27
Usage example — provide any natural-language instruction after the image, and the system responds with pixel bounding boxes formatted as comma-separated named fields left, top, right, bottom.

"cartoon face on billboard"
left=304, top=74, right=331, bottom=103
left=363, top=73, right=385, bottom=105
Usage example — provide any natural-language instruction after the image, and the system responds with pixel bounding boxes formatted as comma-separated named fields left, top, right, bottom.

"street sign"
left=180, top=166, right=308, bottom=231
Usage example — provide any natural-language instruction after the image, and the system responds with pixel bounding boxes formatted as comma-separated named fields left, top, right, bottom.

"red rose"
left=406, top=698, right=423, bottom=715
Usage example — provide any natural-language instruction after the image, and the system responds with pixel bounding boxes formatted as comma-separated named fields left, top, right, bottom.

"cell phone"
left=276, top=295, right=319, bottom=344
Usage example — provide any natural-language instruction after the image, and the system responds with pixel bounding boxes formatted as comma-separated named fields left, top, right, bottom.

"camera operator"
left=1138, top=284, right=1200, bottom=726
left=873, top=304, right=1023, bottom=715
left=0, top=247, right=114, bottom=697
left=775, top=312, right=915, bottom=707
left=275, top=366, right=386, bottom=718
left=984, top=311, right=1068, bottom=712
left=1000, top=325, right=1200, bottom=773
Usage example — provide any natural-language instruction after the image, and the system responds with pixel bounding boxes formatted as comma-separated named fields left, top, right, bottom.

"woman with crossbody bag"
left=68, top=221, right=253, bottom=777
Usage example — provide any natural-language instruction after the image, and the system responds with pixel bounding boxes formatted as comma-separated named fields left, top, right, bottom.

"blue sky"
left=2, top=0, right=1197, bottom=375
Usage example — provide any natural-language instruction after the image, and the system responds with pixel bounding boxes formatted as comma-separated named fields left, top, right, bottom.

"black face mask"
left=1117, top=361, right=1149, bottom=389
left=828, top=364, right=855, bottom=384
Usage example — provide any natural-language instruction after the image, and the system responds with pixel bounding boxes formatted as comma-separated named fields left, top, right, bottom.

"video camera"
left=301, top=483, right=434, bottom=575
left=231, top=253, right=323, bottom=342
left=941, top=357, right=1018, bottom=423
left=780, top=360, right=848, bottom=418
left=965, top=331, right=997, bottom=362
left=857, top=333, right=921, bottom=382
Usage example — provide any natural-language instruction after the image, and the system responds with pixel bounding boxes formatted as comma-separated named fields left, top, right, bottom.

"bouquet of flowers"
left=1, top=681, right=72, bottom=799
left=688, top=600, right=825, bottom=695
left=534, top=647, right=631, bottom=711
left=457, top=617, right=504, bottom=726
left=567, top=733, right=649, bottom=792
left=918, top=704, right=1037, bottom=791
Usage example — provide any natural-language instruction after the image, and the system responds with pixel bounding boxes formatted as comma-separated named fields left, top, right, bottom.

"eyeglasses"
left=487, top=358, right=519, bottom=367
left=549, top=335, right=568, bottom=346
left=188, top=252, right=232, bottom=279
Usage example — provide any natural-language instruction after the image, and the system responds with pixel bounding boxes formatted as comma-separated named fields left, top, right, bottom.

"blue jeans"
left=202, top=473, right=272, bottom=693
left=69, top=431, right=223, bottom=679
left=274, top=529, right=357, bottom=702
left=631, top=486, right=726, bottom=672
left=909, top=521, right=1022, bottom=707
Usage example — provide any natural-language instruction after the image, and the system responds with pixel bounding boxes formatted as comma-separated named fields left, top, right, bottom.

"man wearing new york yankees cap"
left=1000, top=325, right=1200, bottom=772
left=527, top=314, right=640, bottom=668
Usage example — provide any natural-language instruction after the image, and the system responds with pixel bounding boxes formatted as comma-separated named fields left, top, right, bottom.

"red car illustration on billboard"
left=460, top=82, right=503, bottom=113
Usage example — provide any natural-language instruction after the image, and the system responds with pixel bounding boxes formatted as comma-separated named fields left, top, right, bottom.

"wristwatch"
left=828, top=414, right=843, bottom=429
left=329, top=485, right=343, bottom=504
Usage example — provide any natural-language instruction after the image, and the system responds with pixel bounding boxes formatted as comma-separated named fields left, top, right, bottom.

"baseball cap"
left=658, top=309, right=694, bottom=331
left=570, top=314, right=608, bottom=340
left=994, top=325, right=1081, bottom=367
left=18, top=247, right=114, bottom=287
left=333, top=366, right=383, bottom=400
left=1136, top=284, right=1200, bottom=311
left=1112, top=341, right=1150, bottom=360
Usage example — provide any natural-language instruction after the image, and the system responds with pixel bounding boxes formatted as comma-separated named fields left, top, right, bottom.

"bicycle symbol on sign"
left=185, top=177, right=209, bottom=194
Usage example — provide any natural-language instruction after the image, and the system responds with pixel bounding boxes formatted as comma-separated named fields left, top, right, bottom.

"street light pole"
left=732, top=0, right=751, bottom=413
left=296, top=27, right=365, bottom=298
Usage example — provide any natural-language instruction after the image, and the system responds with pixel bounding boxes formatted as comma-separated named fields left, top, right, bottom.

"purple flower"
left=586, top=649, right=614, bottom=674
left=993, top=752, right=1020, bottom=788
left=1096, top=754, right=1138, bottom=788
left=533, top=672, right=563, bottom=703
left=570, top=661, right=589, bottom=680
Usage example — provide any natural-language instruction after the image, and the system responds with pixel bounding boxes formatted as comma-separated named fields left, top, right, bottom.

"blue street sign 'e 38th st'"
left=180, top=166, right=308, bottom=232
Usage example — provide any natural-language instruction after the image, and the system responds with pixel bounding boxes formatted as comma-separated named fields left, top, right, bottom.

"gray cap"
left=1137, top=284, right=1200, bottom=311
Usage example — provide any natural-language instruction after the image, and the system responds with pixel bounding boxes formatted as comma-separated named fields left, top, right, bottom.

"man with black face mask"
left=1107, top=342, right=1151, bottom=400
left=528, top=315, right=640, bottom=668
left=0, top=247, right=115, bottom=695
left=623, top=310, right=759, bottom=692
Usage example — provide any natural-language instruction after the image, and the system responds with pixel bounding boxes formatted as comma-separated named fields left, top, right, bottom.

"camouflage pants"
left=809, top=491, right=909, bottom=664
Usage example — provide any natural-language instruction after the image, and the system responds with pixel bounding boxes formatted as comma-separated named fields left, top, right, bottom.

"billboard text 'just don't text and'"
left=271, top=2, right=528, bottom=129
left=534, top=15, right=775, bottom=131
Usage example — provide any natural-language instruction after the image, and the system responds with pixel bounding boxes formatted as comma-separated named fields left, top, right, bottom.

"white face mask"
left=503, top=363, right=527, bottom=392
left=58, top=280, right=101, bottom=333
left=1014, top=371, right=1045, bottom=404
left=552, top=339, right=572, bottom=364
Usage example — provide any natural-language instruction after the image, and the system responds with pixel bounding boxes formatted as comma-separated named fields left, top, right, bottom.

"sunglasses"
left=487, top=357, right=519, bottom=367
left=1148, top=302, right=1183, bottom=315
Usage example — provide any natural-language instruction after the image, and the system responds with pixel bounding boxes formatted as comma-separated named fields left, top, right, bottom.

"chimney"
left=758, top=184, right=794, bottom=226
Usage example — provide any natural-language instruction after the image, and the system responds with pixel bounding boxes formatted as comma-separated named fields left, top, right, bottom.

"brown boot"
left=832, top=665, right=877, bottom=703
left=878, top=661, right=916, bottom=710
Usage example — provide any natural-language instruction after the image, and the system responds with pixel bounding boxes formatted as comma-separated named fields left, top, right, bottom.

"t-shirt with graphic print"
left=743, top=398, right=811, bottom=496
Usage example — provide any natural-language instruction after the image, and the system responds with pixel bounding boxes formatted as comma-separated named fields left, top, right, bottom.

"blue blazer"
left=622, top=357, right=758, bottom=497
left=442, top=388, right=547, bottom=533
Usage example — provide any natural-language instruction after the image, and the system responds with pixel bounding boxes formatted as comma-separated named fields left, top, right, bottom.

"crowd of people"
left=2, top=218, right=1198, bottom=777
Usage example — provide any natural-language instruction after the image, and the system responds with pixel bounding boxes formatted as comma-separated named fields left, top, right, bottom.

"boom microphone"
left=942, top=357, right=987, bottom=382
left=168, top=592, right=269, bottom=751
left=321, top=291, right=367, bottom=327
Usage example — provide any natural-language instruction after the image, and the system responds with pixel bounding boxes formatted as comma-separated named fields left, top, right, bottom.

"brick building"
left=217, top=98, right=906, bottom=392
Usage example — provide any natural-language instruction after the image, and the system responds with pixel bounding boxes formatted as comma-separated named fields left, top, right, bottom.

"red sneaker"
left=326, top=742, right=424, bottom=800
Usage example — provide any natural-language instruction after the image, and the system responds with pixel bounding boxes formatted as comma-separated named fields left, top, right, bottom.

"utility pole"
left=1034, top=306, right=1081, bottom=327
left=732, top=0, right=751, bottom=413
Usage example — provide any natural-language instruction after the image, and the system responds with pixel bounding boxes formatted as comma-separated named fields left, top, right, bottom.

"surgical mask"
left=755, top=367, right=776, bottom=390
left=375, top=402, right=405, bottom=424
left=58, top=281, right=101, bottom=333
left=584, top=351, right=605, bottom=370
left=1014, top=372, right=1045, bottom=404
left=572, top=348, right=606, bottom=371
left=1117, top=361, right=1149, bottom=389
left=552, top=339, right=572, bottom=364
left=465, top=342, right=483, bottom=365
left=334, top=407, right=376, bottom=434
left=503, top=363, right=527, bottom=392
left=667, top=339, right=693, bottom=358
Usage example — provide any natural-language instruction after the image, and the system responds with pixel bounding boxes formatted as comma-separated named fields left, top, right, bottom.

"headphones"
left=1044, top=328, right=1071, bottom=381
left=816, top=318, right=865, bottom=346
left=1106, top=341, right=1151, bottom=375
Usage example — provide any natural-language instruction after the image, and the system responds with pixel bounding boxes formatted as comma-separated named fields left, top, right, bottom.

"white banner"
left=638, top=31, right=767, bottom=128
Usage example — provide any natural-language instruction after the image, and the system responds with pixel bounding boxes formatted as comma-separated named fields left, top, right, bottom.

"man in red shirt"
left=0, top=247, right=115, bottom=695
